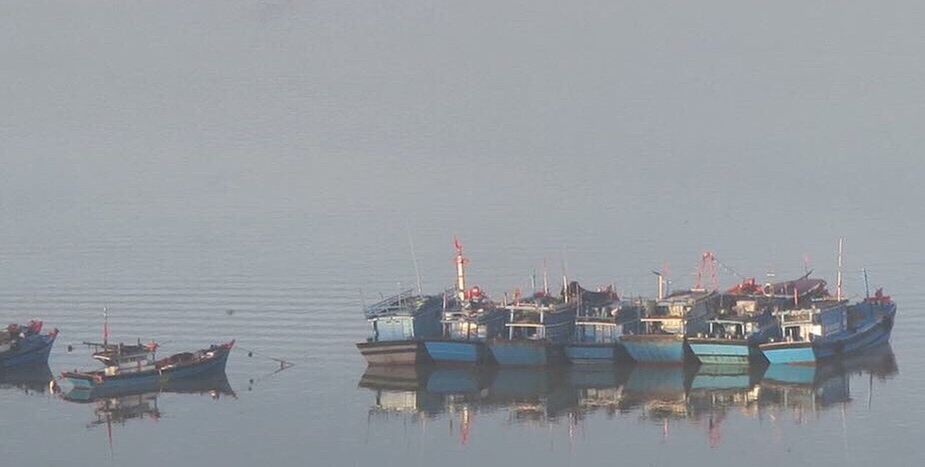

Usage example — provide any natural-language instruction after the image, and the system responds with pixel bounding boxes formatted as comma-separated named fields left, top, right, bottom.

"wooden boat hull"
left=687, top=339, right=757, bottom=365
left=620, top=334, right=687, bottom=364
left=63, top=371, right=234, bottom=402
left=0, top=332, right=56, bottom=370
left=63, top=343, right=232, bottom=389
left=356, top=340, right=429, bottom=366
left=423, top=339, right=490, bottom=365
left=760, top=311, right=894, bottom=365
left=488, top=340, right=566, bottom=366
left=564, top=343, right=631, bottom=364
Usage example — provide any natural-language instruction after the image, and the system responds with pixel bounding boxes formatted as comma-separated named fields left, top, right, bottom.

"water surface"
left=3, top=1, right=925, bottom=466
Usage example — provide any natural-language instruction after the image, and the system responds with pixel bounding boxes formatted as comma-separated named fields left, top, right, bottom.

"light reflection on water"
left=358, top=346, right=898, bottom=448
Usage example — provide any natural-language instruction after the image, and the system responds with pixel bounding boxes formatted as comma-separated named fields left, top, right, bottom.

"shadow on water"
left=56, top=371, right=236, bottom=452
left=0, top=363, right=55, bottom=395
left=358, top=344, right=898, bottom=443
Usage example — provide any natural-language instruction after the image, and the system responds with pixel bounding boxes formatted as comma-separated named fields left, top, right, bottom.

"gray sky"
left=2, top=0, right=923, bottom=291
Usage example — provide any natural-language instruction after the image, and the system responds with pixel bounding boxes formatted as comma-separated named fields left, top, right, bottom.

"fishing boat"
left=488, top=277, right=577, bottom=366
left=688, top=274, right=828, bottom=365
left=759, top=241, right=897, bottom=365
left=620, top=289, right=720, bottom=365
left=0, top=320, right=58, bottom=370
left=759, top=290, right=895, bottom=365
left=61, top=339, right=234, bottom=390
left=423, top=239, right=507, bottom=365
left=356, top=289, right=443, bottom=365
left=564, top=283, right=641, bottom=364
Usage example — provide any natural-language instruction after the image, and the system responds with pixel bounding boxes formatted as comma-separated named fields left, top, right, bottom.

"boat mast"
left=836, top=238, right=844, bottom=301
left=543, top=259, right=549, bottom=296
left=863, top=268, right=871, bottom=299
left=454, top=237, right=467, bottom=302
left=652, top=270, right=665, bottom=300
left=408, top=230, right=423, bottom=295
left=102, top=307, right=109, bottom=347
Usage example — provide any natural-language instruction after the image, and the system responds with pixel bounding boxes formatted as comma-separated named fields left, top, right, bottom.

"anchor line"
left=234, top=345, right=296, bottom=369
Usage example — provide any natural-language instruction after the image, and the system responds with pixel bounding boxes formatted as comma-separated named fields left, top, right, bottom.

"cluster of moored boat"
left=356, top=240, right=897, bottom=368
left=0, top=318, right=233, bottom=397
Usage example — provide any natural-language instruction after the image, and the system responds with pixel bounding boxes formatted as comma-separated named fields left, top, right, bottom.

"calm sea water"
left=3, top=1, right=925, bottom=466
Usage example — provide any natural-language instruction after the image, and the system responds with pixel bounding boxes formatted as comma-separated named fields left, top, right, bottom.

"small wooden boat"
left=0, top=320, right=58, bottom=370
left=61, top=340, right=234, bottom=389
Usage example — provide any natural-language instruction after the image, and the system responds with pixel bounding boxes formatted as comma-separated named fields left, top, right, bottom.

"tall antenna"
left=652, top=270, right=665, bottom=300
left=102, top=307, right=109, bottom=346
left=863, top=268, right=871, bottom=299
left=408, top=230, right=423, bottom=295
left=836, top=238, right=845, bottom=301
left=453, top=237, right=468, bottom=302
left=543, top=259, right=549, bottom=296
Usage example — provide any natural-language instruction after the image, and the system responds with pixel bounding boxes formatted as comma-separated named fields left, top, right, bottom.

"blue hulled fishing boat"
left=564, top=283, right=641, bottom=364
left=0, top=320, right=58, bottom=370
left=688, top=274, right=828, bottom=365
left=620, top=289, right=719, bottom=364
left=423, top=239, right=507, bottom=365
left=759, top=290, right=896, bottom=365
left=488, top=278, right=577, bottom=366
left=62, top=339, right=234, bottom=390
left=759, top=241, right=897, bottom=365
left=356, top=289, right=443, bottom=365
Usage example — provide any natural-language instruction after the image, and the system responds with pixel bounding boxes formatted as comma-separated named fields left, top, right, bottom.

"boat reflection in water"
left=358, top=344, right=898, bottom=445
left=0, top=364, right=55, bottom=396
left=62, top=372, right=236, bottom=440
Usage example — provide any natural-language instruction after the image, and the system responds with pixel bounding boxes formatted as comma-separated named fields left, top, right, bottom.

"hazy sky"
left=2, top=1, right=924, bottom=292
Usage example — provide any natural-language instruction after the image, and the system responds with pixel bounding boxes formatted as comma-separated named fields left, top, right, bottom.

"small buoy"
left=67, top=345, right=73, bottom=352
left=248, top=351, right=253, bottom=357
left=226, top=309, right=235, bottom=316
left=249, top=378, right=254, bottom=384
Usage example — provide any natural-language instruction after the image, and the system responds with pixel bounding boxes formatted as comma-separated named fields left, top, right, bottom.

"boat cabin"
left=91, top=342, right=157, bottom=376
left=774, top=301, right=847, bottom=342
left=639, top=290, right=719, bottom=335
left=364, top=290, right=442, bottom=342
left=503, top=294, right=576, bottom=341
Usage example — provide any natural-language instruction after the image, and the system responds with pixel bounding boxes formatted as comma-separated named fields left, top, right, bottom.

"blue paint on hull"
left=620, top=336, right=686, bottom=364
left=64, top=348, right=231, bottom=390
left=564, top=344, right=616, bottom=364
left=0, top=333, right=56, bottom=370
left=488, top=341, right=563, bottom=366
left=761, top=344, right=815, bottom=365
left=688, top=341, right=752, bottom=365
left=423, top=340, right=484, bottom=365
left=762, top=313, right=894, bottom=365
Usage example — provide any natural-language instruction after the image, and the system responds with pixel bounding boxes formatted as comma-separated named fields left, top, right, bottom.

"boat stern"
left=423, top=340, right=486, bottom=365
left=687, top=338, right=753, bottom=365
left=620, top=335, right=687, bottom=364
left=564, top=343, right=618, bottom=364
left=759, top=341, right=816, bottom=365
left=356, top=340, right=429, bottom=366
